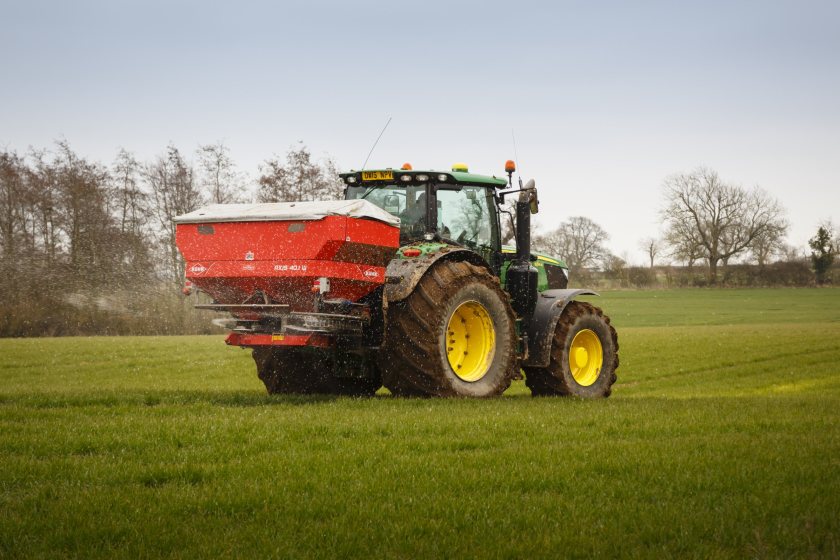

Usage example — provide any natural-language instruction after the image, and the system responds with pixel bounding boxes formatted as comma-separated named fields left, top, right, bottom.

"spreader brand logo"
left=245, top=251, right=255, bottom=261
left=189, top=263, right=207, bottom=275
left=363, top=268, right=379, bottom=278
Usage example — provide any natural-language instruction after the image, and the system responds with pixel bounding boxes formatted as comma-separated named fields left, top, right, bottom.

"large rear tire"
left=524, top=301, right=618, bottom=398
left=252, top=348, right=380, bottom=396
left=379, top=260, right=518, bottom=397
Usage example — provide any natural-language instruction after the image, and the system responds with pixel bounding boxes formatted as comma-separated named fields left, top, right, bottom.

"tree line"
left=0, top=141, right=342, bottom=336
left=1, top=146, right=836, bottom=337
left=531, top=167, right=837, bottom=287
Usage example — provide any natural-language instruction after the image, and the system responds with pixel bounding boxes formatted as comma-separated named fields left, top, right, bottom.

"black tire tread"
left=253, top=348, right=380, bottom=397
left=524, top=301, right=619, bottom=397
left=379, top=260, right=517, bottom=397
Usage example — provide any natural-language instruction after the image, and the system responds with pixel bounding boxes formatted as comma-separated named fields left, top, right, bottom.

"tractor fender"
left=524, top=289, right=599, bottom=368
left=384, top=248, right=491, bottom=303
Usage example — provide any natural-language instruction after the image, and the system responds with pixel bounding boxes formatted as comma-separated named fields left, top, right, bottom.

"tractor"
left=174, top=161, right=618, bottom=397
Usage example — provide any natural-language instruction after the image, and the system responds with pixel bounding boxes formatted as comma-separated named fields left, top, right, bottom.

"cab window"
left=435, top=186, right=495, bottom=249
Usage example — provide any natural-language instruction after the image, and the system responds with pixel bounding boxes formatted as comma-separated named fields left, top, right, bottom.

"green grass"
left=1, top=289, right=839, bottom=558
left=592, top=287, right=840, bottom=327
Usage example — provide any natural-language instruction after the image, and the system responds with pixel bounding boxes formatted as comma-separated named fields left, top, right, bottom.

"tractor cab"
left=342, top=163, right=507, bottom=268
left=342, top=162, right=570, bottom=288
left=342, top=164, right=504, bottom=244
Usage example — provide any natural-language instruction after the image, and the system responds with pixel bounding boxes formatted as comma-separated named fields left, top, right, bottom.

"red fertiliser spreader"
left=174, top=200, right=400, bottom=349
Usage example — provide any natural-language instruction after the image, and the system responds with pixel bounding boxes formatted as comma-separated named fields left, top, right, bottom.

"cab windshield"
left=435, top=185, right=495, bottom=249
left=346, top=183, right=498, bottom=250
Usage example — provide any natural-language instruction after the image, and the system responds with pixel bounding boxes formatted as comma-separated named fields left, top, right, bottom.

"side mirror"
left=530, top=190, right=539, bottom=214
left=519, top=179, right=539, bottom=214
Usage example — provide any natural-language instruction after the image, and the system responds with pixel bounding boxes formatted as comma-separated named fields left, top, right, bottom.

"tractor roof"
left=340, top=168, right=508, bottom=188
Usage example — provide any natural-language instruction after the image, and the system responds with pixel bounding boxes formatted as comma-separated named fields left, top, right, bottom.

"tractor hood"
left=174, top=199, right=400, bottom=227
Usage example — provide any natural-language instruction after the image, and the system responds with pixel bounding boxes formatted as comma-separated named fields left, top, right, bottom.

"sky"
left=1, top=0, right=838, bottom=264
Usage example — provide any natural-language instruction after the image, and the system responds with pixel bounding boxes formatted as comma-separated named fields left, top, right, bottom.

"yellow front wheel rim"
left=569, top=329, right=603, bottom=386
left=446, top=301, right=496, bottom=382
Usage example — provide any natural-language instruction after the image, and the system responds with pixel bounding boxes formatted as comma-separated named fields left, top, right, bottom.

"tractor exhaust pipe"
left=515, top=179, right=536, bottom=262
left=508, top=179, right=539, bottom=340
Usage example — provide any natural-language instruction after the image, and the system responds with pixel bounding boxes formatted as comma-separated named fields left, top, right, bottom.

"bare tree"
left=0, top=150, right=26, bottom=259
left=501, top=213, right=516, bottom=245
left=321, top=156, right=346, bottom=198
left=111, top=149, right=154, bottom=275
left=258, top=143, right=344, bottom=203
left=602, top=253, right=627, bottom=281
left=561, top=216, right=610, bottom=273
left=144, top=145, right=203, bottom=283
left=112, top=149, right=147, bottom=236
left=661, top=167, right=787, bottom=283
left=664, top=221, right=704, bottom=268
left=638, top=237, right=662, bottom=268
left=197, top=142, right=245, bottom=204
left=52, top=141, right=115, bottom=281
left=533, top=228, right=566, bottom=259
left=780, top=243, right=805, bottom=263
left=533, top=216, right=609, bottom=274
left=25, top=149, right=61, bottom=263
left=749, top=226, right=786, bottom=267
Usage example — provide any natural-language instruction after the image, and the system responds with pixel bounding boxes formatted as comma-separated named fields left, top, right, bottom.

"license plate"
left=362, top=170, right=393, bottom=181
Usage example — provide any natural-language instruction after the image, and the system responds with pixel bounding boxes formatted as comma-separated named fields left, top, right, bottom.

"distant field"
left=594, top=287, right=840, bottom=327
left=1, top=288, right=839, bottom=558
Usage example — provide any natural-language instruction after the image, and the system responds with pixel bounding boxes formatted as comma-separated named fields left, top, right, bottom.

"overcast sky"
left=2, top=0, right=838, bottom=263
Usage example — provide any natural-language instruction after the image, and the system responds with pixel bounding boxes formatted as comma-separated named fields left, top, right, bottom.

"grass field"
left=1, top=288, right=839, bottom=558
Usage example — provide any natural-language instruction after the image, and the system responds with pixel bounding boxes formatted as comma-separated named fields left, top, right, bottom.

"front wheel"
left=379, top=260, right=518, bottom=397
left=524, top=301, right=618, bottom=398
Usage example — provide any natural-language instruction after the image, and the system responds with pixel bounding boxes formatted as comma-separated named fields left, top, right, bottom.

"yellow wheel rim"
left=446, top=301, right=496, bottom=382
left=569, top=329, right=603, bottom=386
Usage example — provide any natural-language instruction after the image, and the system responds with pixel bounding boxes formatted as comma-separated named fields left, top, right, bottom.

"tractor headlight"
left=437, top=174, right=449, bottom=182
left=346, top=176, right=357, bottom=184
left=400, top=174, right=412, bottom=182
left=415, top=174, right=429, bottom=181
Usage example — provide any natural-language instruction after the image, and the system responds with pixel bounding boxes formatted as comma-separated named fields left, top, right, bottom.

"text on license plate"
left=362, top=170, right=393, bottom=181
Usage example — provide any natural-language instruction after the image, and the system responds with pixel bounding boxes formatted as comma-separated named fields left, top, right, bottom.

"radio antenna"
left=362, top=116, right=392, bottom=170
left=511, top=129, right=523, bottom=188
